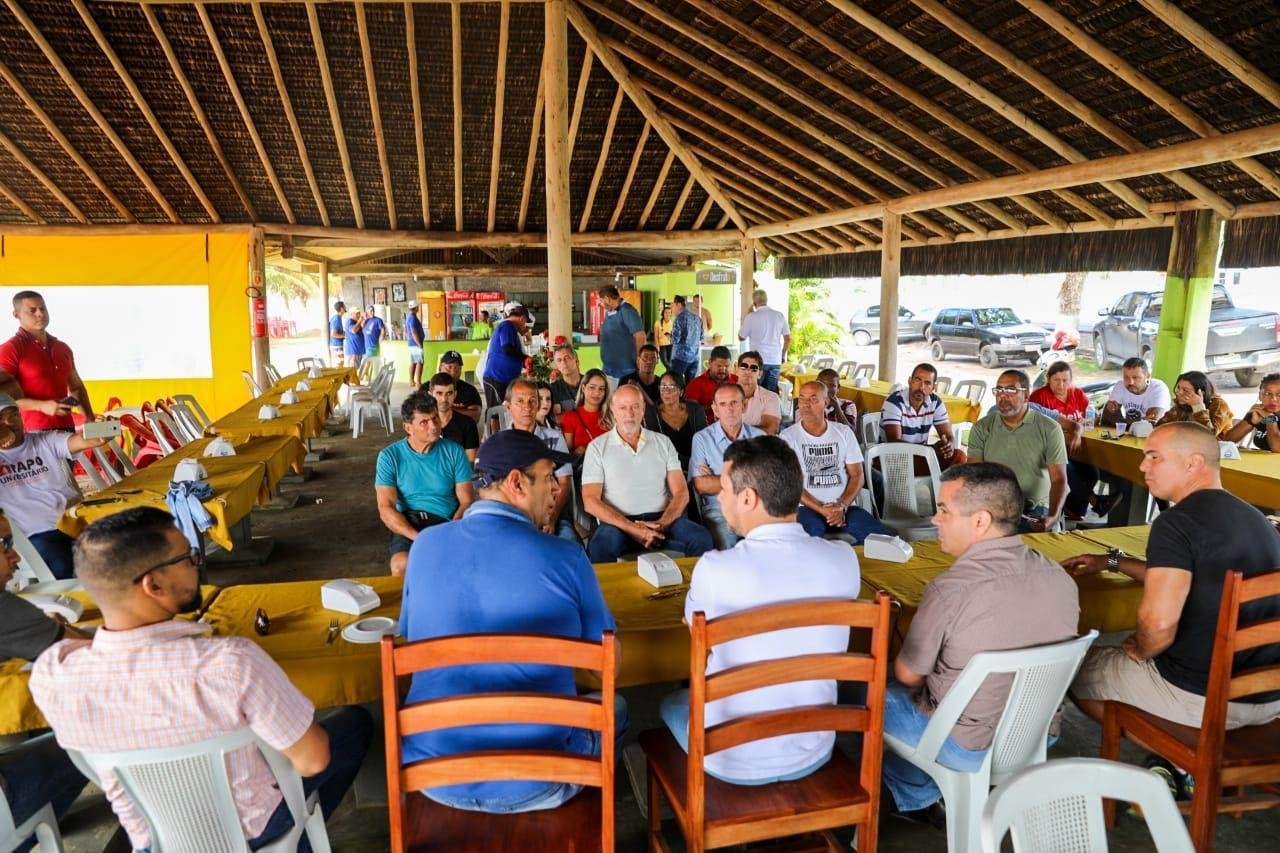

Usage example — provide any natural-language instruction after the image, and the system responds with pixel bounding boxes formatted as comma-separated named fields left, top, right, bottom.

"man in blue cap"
left=397, top=429, right=625, bottom=814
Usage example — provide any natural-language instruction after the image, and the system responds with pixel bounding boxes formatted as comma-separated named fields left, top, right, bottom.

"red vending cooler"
left=445, top=291, right=476, bottom=340
left=474, top=291, right=505, bottom=327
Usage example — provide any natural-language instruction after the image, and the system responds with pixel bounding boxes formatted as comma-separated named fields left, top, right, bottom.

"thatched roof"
left=0, top=0, right=1278, bottom=275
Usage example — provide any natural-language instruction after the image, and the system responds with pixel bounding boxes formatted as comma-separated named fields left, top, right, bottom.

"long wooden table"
left=269, top=367, right=355, bottom=409
left=786, top=372, right=982, bottom=424
left=207, top=385, right=334, bottom=444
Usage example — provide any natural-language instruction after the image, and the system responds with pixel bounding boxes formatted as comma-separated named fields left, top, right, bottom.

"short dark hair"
left=553, top=343, right=577, bottom=358
left=504, top=377, right=539, bottom=402
left=737, top=350, right=762, bottom=366
left=639, top=343, right=659, bottom=357
left=1046, top=360, right=1073, bottom=380
left=427, top=372, right=455, bottom=389
left=73, top=507, right=180, bottom=594
left=1262, top=373, right=1280, bottom=389
left=12, top=290, right=42, bottom=308
left=598, top=284, right=621, bottom=300
left=816, top=368, right=839, bottom=383
left=400, top=388, right=438, bottom=422
left=333, top=300, right=345, bottom=312
left=1121, top=357, right=1149, bottom=373
left=713, top=382, right=746, bottom=402
left=1176, top=370, right=1215, bottom=402
left=723, top=436, right=803, bottom=517
left=940, top=462, right=1023, bottom=535
left=709, top=345, right=732, bottom=361
left=998, top=369, right=1030, bottom=390
left=911, top=362, right=938, bottom=381
left=673, top=295, right=687, bottom=306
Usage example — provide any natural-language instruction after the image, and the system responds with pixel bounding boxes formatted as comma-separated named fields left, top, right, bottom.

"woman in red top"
left=1030, top=361, right=1098, bottom=520
left=560, top=368, right=612, bottom=456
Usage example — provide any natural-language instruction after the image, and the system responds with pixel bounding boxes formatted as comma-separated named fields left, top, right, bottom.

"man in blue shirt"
left=399, top=429, right=625, bottom=814
left=342, top=308, right=366, bottom=370
left=405, top=305, right=426, bottom=386
left=328, top=301, right=346, bottom=366
left=667, top=294, right=703, bottom=384
left=361, top=305, right=385, bottom=358
left=689, top=384, right=764, bottom=549
left=597, top=284, right=646, bottom=390
left=482, top=303, right=531, bottom=407
left=374, top=389, right=475, bottom=576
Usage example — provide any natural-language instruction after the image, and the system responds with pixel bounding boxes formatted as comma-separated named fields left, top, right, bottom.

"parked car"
left=847, top=305, right=929, bottom=346
left=1092, top=285, right=1280, bottom=386
left=926, top=307, right=1051, bottom=368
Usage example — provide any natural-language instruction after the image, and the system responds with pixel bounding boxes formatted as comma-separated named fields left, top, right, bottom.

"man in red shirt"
left=0, top=291, right=94, bottom=431
left=683, top=345, right=738, bottom=422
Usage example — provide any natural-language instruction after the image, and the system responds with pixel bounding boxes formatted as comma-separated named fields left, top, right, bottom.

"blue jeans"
left=660, top=690, right=830, bottom=785
left=882, top=684, right=987, bottom=812
left=669, top=358, right=698, bottom=384
left=796, top=505, right=889, bottom=544
left=761, top=364, right=781, bottom=393
left=553, top=516, right=579, bottom=544
left=587, top=512, right=714, bottom=562
left=426, top=694, right=629, bottom=813
left=28, top=530, right=76, bottom=580
left=0, top=732, right=87, bottom=853
left=698, top=502, right=740, bottom=550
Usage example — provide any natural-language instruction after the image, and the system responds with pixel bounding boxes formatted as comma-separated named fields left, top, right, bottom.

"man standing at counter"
left=597, top=285, right=646, bottom=391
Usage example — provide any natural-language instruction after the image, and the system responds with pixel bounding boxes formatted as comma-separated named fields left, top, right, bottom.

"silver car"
left=847, top=305, right=930, bottom=346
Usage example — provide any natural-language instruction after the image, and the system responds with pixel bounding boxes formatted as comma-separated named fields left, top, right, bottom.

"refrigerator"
left=417, top=291, right=449, bottom=341
left=445, top=291, right=477, bottom=340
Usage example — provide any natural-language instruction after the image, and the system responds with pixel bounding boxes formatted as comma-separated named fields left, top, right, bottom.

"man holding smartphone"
left=0, top=290, right=94, bottom=431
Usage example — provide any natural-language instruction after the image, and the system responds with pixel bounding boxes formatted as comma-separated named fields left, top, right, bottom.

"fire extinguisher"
left=248, top=285, right=267, bottom=338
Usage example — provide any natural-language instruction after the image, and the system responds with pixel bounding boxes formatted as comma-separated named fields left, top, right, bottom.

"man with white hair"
left=737, top=289, right=790, bottom=392
left=582, top=384, right=713, bottom=561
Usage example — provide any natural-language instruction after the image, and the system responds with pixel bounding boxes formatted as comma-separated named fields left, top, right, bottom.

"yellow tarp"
left=786, top=373, right=982, bottom=424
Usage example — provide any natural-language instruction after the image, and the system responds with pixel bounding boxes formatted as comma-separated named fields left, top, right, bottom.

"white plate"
left=341, top=616, right=396, bottom=644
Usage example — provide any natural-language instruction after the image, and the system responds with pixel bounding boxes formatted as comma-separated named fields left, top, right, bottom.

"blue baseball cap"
left=474, top=429, right=572, bottom=487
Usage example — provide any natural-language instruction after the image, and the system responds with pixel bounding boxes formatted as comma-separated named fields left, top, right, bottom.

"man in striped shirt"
left=30, top=508, right=372, bottom=852
left=880, top=363, right=966, bottom=472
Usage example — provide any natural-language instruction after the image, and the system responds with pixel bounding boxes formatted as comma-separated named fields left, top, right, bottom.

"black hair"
left=737, top=350, right=763, bottom=366
left=426, top=371, right=455, bottom=389
left=911, top=362, right=938, bottom=381
left=400, top=388, right=439, bottom=422
left=1176, top=370, right=1215, bottom=403
left=1121, top=357, right=1149, bottom=373
left=709, top=345, right=732, bottom=361
left=12, top=290, right=42, bottom=308
left=722, top=436, right=803, bottom=517
left=940, top=462, right=1023, bottom=535
left=73, top=507, right=181, bottom=592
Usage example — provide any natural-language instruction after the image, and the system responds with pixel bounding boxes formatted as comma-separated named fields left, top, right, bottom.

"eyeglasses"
left=132, top=547, right=203, bottom=585
left=659, top=385, right=680, bottom=392
left=737, top=363, right=761, bottom=372
left=992, top=386, right=1026, bottom=396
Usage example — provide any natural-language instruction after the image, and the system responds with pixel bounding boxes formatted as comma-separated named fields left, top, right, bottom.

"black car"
left=926, top=307, right=1050, bottom=368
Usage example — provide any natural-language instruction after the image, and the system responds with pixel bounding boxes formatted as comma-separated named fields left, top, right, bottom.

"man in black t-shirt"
left=426, top=372, right=480, bottom=463
left=1063, top=421, right=1280, bottom=728
left=435, top=350, right=483, bottom=422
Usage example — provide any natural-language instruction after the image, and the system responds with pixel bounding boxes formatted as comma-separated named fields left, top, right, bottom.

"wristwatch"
left=1106, top=547, right=1125, bottom=571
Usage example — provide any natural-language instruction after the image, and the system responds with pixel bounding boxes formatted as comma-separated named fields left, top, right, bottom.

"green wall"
left=635, top=271, right=742, bottom=344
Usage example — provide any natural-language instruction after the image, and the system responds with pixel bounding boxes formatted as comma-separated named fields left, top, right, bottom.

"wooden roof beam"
left=707, top=169, right=857, bottom=251
left=0, top=127, right=85, bottom=222
left=664, top=175, right=695, bottom=231
left=451, top=0, right=464, bottom=230
left=405, top=2, right=429, bottom=228
left=517, top=69, right=544, bottom=231
left=747, top=121, right=1280, bottom=239
left=486, top=0, right=510, bottom=231
left=356, top=1, right=396, bottom=229
left=566, top=48, right=593, bottom=159
left=1014, top=0, right=1280, bottom=200
left=340, top=263, right=686, bottom=276
left=638, top=150, right=675, bottom=229
left=307, top=2, right=364, bottom=228
left=0, top=178, right=44, bottom=223
left=580, top=86, right=623, bottom=232
left=913, top=0, right=1235, bottom=218
left=608, top=121, right=649, bottom=232
left=2, top=0, right=177, bottom=221
left=566, top=1, right=747, bottom=232
left=691, top=195, right=714, bottom=230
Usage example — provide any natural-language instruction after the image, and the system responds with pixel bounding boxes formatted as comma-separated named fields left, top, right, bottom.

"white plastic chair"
left=934, top=376, right=953, bottom=395
left=954, top=379, right=988, bottom=405
left=264, top=363, right=283, bottom=387
left=864, top=443, right=942, bottom=541
left=479, top=405, right=511, bottom=442
left=952, top=422, right=973, bottom=450
left=857, top=411, right=883, bottom=448
left=351, top=364, right=396, bottom=438
left=297, top=357, right=322, bottom=371
left=884, top=631, right=1098, bottom=853
left=73, top=450, right=109, bottom=492
left=981, top=757, right=1194, bottom=853
left=851, top=363, right=876, bottom=382
left=810, top=356, right=834, bottom=370
left=835, top=360, right=858, bottom=379
left=0, top=794, right=63, bottom=853
left=241, top=370, right=262, bottom=398
left=777, top=378, right=795, bottom=419
left=89, top=438, right=136, bottom=485
left=144, top=410, right=187, bottom=455
left=69, top=727, right=331, bottom=853
left=166, top=402, right=205, bottom=443
left=173, top=394, right=212, bottom=430
left=356, top=357, right=380, bottom=386
left=7, top=522, right=81, bottom=595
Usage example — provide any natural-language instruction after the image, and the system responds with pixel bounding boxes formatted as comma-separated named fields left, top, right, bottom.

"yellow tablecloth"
left=788, top=373, right=981, bottom=424
left=207, top=387, right=333, bottom=444
left=270, top=368, right=354, bottom=408
left=0, top=586, right=219, bottom=735
left=1076, top=429, right=1280, bottom=509
left=169, top=435, right=306, bottom=500
left=59, top=453, right=272, bottom=550
left=594, top=558, right=698, bottom=687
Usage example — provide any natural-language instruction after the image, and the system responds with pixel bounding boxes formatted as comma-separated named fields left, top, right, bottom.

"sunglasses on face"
left=737, top=363, right=761, bottom=372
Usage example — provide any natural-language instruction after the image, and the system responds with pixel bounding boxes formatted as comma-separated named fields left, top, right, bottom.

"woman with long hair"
left=643, top=372, right=707, bottom=470
left=559, top=368, right=612, bottom=456
left=1156, top=370, right=1234, bottom=437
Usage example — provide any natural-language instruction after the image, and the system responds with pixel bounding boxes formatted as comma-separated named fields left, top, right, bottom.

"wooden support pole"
left=249, top=228, right=270, bottom=390
left=739, top=238, right=755, bottom=327
left=406, top=2, right=429, bottom=228
left=356, top=1, right=396, bottom=229
left=319, top=257, right=331, bottom=361
left=1152, top=210, right=1222, bottom=386
left=486, top=0, right=510, bottom=232
left=878, top=212, right=901, bottom=383
left=451, top=0, right=464, bottom=231
left=543, top=0, right=573, bottom=340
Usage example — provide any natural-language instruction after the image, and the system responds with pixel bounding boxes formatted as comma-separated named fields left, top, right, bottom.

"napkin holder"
left=853, top=377, right=871, bottom=388
left=1220, top=441, right=1242, bottom=460
left=295, top=380, right=312, bottom=392
left=863, top=533, right=914, bottom=563
left=279, top=390, right=301, bottom=405
left=173, top=458, right=208, bottom=484
left=307, top=366, right=324, bottom=379
left=320, top=579, right=381, bottom=616
left=637, top=553, right=683, bottom=588
left=1128, top=420, right=1154, bottom=438
left=203, top=437, right=237, bottom=458
left=24, top=594, right=85, bottom=623
left=258, top=404, right=281, bottom=421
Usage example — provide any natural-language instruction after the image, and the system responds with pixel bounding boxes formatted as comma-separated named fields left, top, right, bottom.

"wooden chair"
left=380, top=632, right=617, bottom=852
left=640, top=594, right=891, bottom=853
left=1102, top=568, right=1280, bottom=850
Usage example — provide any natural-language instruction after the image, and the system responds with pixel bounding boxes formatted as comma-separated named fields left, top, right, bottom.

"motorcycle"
left=1031, top=331, right=1112, bottom=398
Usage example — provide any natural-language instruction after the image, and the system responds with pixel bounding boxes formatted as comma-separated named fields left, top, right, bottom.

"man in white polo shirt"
left=581, top=384, right=713, bottom=561
left=737, top=289, right=790, bottom=392
left=660, top=434, right=860, bottom=783
left=881, top=362, right=966, bottom=472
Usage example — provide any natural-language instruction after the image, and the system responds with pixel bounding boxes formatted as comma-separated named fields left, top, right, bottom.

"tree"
left=1057, top=271, right=1086, bottom=331
left=265, top=266, right=319, bottom=309
left=787, top=276, right=843, bottom=357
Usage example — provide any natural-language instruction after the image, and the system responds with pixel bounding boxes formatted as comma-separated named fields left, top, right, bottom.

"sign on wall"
left=696, top=269, right=737, bottom=285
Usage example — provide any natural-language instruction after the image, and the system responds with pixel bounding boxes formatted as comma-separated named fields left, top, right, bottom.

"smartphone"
left=82, top=420, right=122, bottom=440
left=60, top=396, right=79, bottom=407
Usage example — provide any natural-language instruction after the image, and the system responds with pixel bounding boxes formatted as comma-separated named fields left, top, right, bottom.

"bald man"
left=1063, top=422, right=1280, bottom=731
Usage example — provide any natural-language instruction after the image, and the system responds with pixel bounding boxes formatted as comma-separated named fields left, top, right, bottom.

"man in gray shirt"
left=884, top=462, right=1079, bottom=826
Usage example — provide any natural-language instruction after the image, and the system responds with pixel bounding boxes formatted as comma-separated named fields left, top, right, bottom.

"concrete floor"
left=49, top=377, right=1278, bottom=851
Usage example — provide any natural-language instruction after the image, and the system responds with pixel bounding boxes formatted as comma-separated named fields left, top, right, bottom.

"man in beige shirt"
left=885, top=461, right=1079, bottom=826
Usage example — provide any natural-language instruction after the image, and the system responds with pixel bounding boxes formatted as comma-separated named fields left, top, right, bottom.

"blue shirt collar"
left=462, top=499, right=536, bottom=528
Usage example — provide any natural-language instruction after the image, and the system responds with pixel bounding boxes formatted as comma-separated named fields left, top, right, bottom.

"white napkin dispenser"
left=1128, top=420, right=1154, bottom=438
left=173, top=458, right=208, bottom=483
left=1220, top=441, right=1242, bottom=460
left=23, top=594, right=85, bottom=623
left=203, top=436, right=237, bottom=458
left=307, top=366, right=324, bottom=379
left=258, top=404, right=281, bottom=420
left=320, top=579, right=381, bottom=616
left=637, top=553, right=683, bottom=588
left=295, top=380, right=312, bottom=392
left=863, top=533, right=914, bottom=563
left=853, top=377, right=871, bottom=388
left=279, top=390, right=300, bottom=405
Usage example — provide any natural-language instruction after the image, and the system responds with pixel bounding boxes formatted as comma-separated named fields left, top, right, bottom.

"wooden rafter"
left=151, top=5, right=257, bottom=220
left=638, top=150, right=674, bottom=229
left=825, top=0, right=1157, bottom=223
left=0, top=127, right=85, bottom=222
left=0, top=179, right=43, bottom=223
left=517, top=69, right=544, bottom=231
left=197, top=4, right=294, bottom=222
left=2, top=0, right=177, bottom=221
left=405, top=2, right=429, bottom=228
left=0, top=61, right=133, bottom=222
left=691, top=195, right=714, bottom=230
left=451, top=0, right=464, bottom=230
left=664, top=175, right=695, bottom=231
left=307, top=3, right=363, bottom=228
left=580, top=86, right=623, bottom=232
left=566, top=1, right=747, bottom=232
left=912, top=0, right=1234, bottom=218
left=705, top=165, right=858, bottom=252
left=486, top=0, right=510, bottom=232
left=71, top=0, right=219, bottom=222
left=249, top=3, right=318, bottom=221
left=566, top=49, right=593, bottom=159
left=1014, top=0, right=1280, bottom=199
left=609, top=121, right=650, bottom=232
left=356, top=1, right=396, bottom=229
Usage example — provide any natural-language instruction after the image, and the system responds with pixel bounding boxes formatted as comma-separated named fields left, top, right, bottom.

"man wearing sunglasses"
left=736, top=351, right=781, bottom=435
left=30, top=508, right=373, bottom=853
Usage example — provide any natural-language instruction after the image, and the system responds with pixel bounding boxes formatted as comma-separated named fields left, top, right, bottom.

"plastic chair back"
left=0, top=795, right=63, bottom=853
left=852, top=363, right=876, bottom=382
left=264, top=363, right=282, bottom=387
left=934, top=376, right=953, bottom=395
left=954, top=379, right=988, bottom=405
left=297, top=357, right=321, bottom=371
left=241, top=370, right=262, bottom=398
left=811, top=356, right=834, bottom=370
left=836, top=360, right=858, bottom=379
left=864, top=443, right=942, bottom=539
left=357, top=358, right=380, bottom=385
left=91, top=439, right=136, bottom=484
left=7, top=522, right=80, bottom=594
left=858, top=411, right=883, bottom=447
left=480, top=405, right=511, bottom=442
left=172, top=395, right=212, bottom=430
left=167, top=401, right=205, bottom=443
left=74, top=450, right=109, bottom=491
left=144, top=411, right=185, bottom=455
left=981, top=758, right=1193, bottom=853
left=69, top=728, right=329, bottom=853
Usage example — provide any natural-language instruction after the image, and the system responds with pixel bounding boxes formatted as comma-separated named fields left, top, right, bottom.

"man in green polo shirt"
left=967, top=369, right=1068, bottom=533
